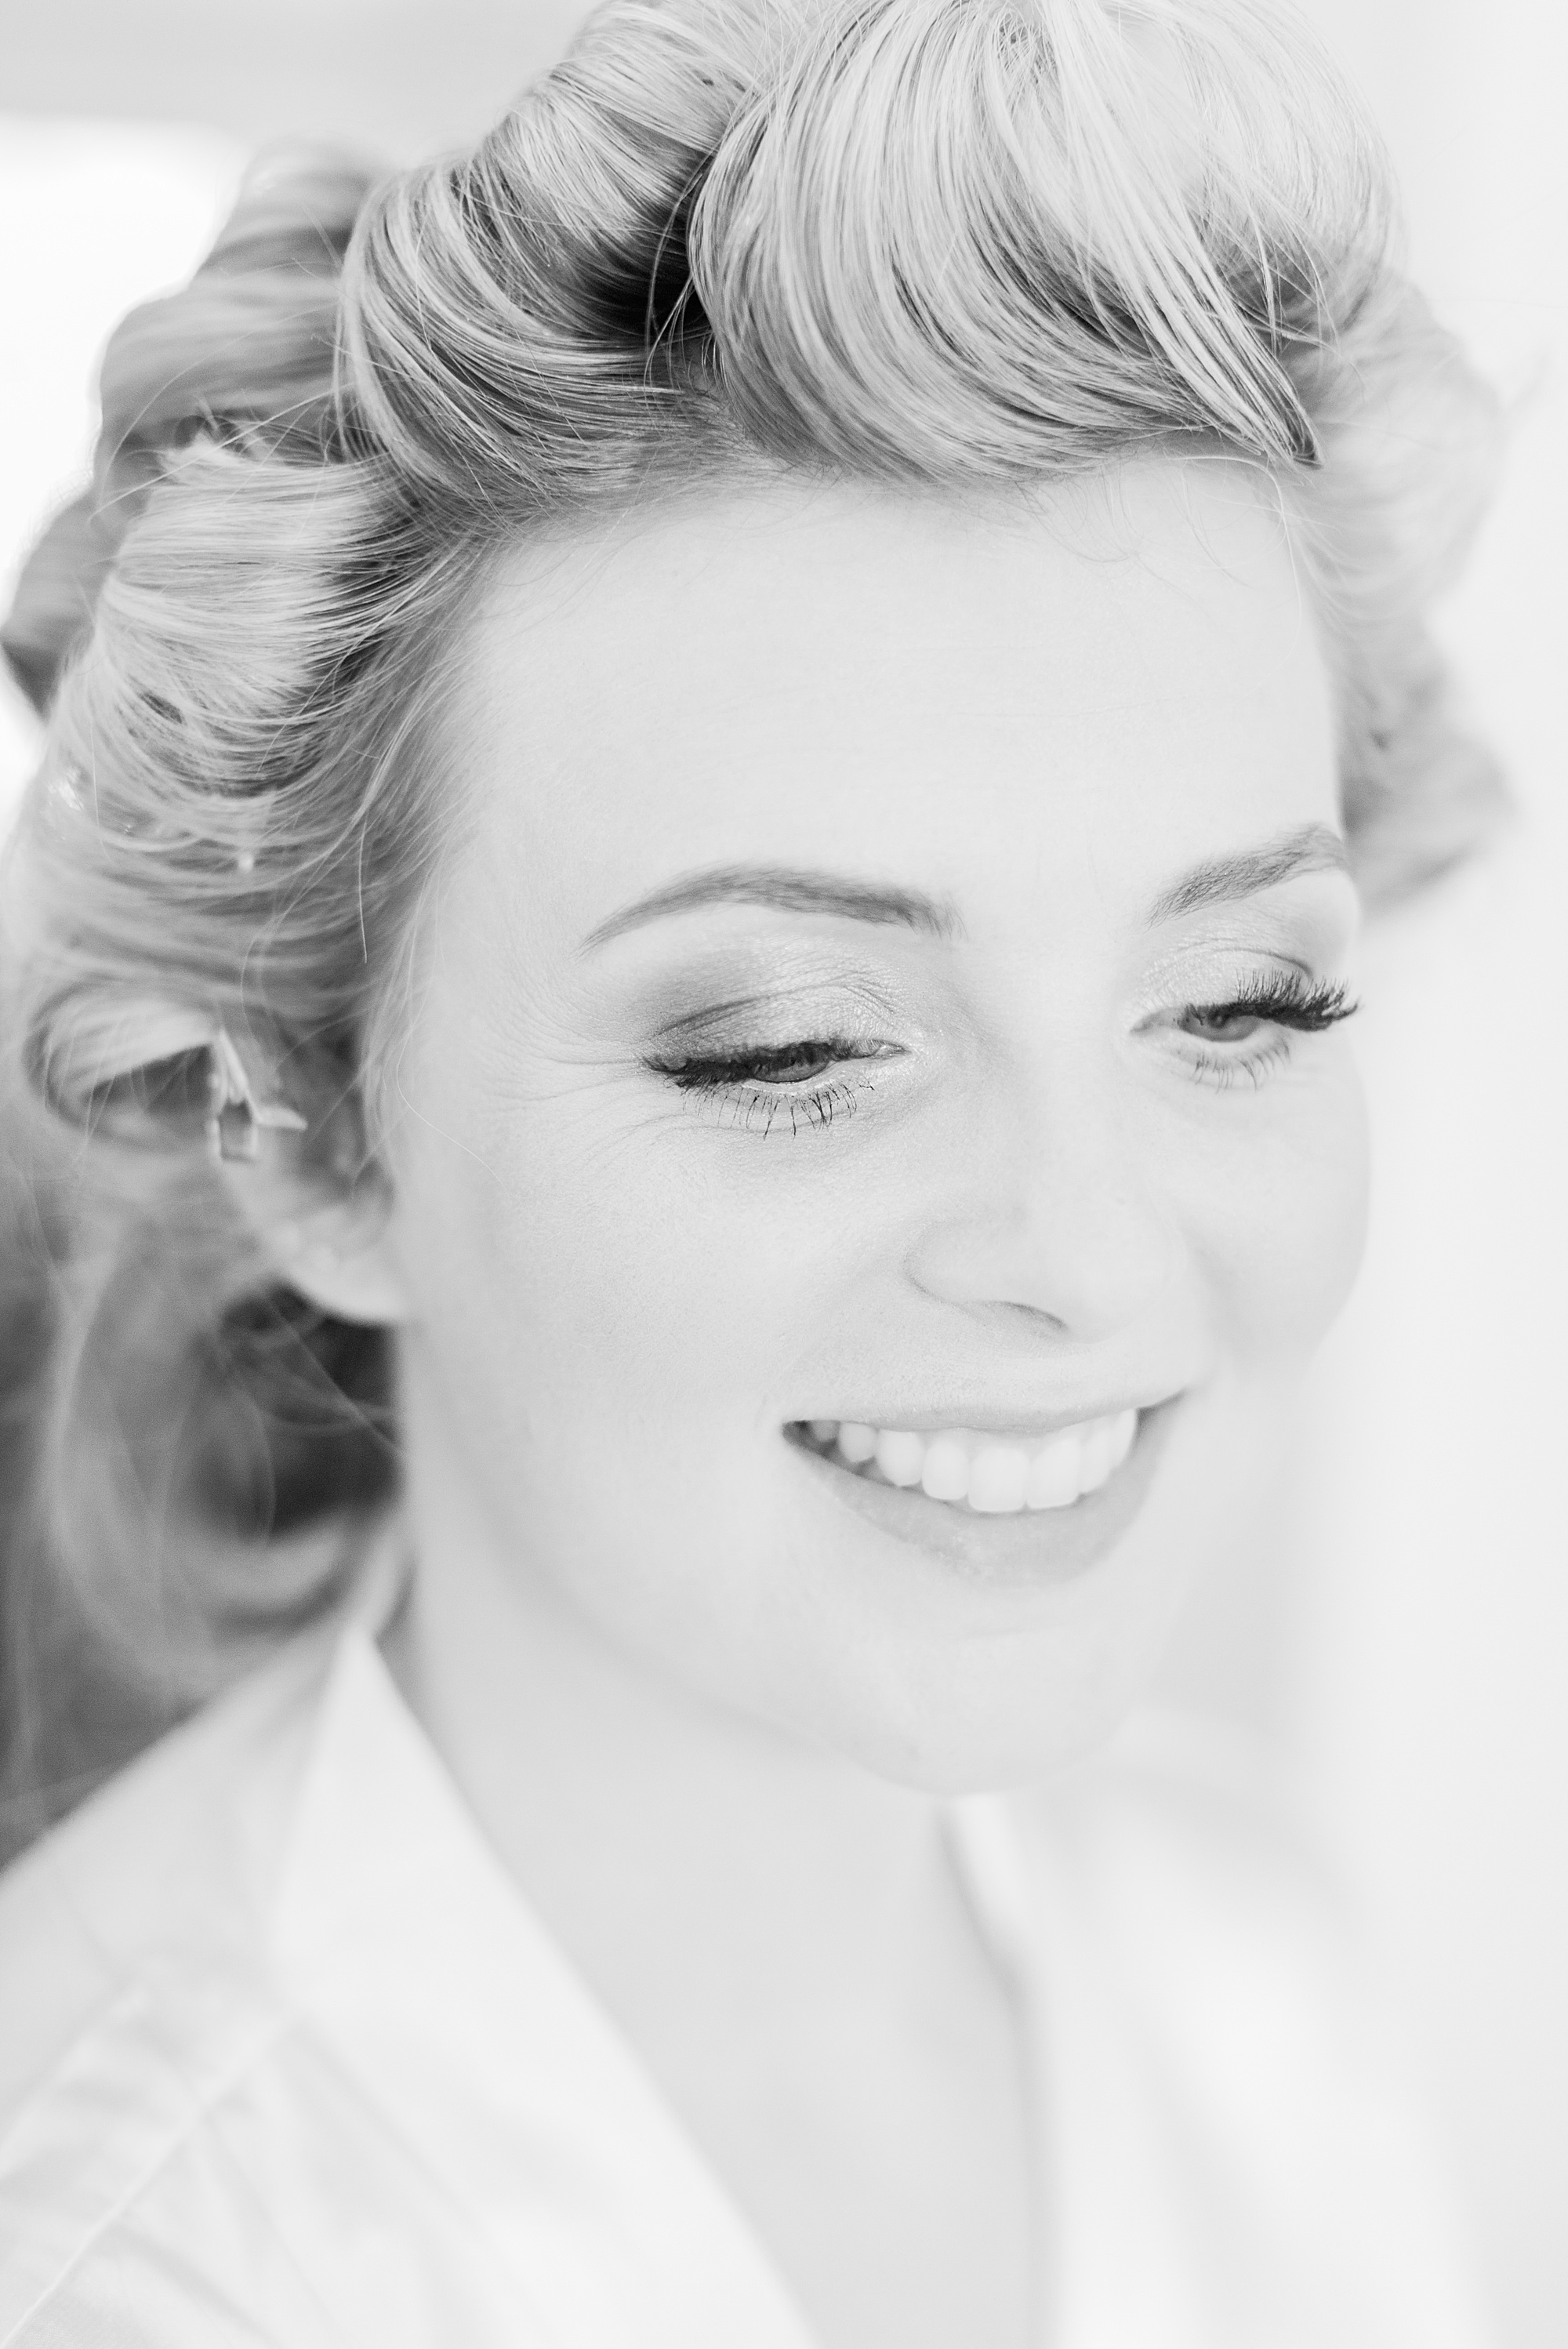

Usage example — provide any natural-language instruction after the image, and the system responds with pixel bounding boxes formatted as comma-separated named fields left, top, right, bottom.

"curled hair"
left=0, top=0, right=1502, bottom=1839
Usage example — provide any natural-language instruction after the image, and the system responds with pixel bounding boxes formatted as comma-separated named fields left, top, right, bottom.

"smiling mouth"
left=791, top=1409, right=1138, bottom=1516
left=785, top=1401, right=1174, bottom=1585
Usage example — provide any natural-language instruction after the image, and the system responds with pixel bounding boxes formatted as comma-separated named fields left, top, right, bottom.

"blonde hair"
left=0, top=0, right=1501, bottom=1843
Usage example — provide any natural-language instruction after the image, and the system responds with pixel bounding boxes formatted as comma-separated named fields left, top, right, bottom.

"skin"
left=249, top=458, right=1367, bottom=2349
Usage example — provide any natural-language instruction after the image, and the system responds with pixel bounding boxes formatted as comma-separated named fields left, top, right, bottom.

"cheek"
left=1184, top=1058, right=1370, bottom=1367
left=383, top=1047, right=902, bottom=1749
left=387, top=1064, right=818, bottom=1458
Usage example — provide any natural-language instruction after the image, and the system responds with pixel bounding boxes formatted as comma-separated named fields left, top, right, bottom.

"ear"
left=215, top=1126, right=412, bottom=1329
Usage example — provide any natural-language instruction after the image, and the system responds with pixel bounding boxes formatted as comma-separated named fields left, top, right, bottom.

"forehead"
left=455, top=462, right=1337, bottom=927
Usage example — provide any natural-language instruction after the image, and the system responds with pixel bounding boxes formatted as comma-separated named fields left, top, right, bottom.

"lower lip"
left=784, top=1406, right=1174, bottom=1589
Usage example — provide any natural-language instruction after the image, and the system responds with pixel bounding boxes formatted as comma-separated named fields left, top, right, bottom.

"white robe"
left=0, top=1611, right=1492, bottom=2347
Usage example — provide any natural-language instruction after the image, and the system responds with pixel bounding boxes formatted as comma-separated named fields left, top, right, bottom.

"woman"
left=0, top=0, right=1501, bottom=2341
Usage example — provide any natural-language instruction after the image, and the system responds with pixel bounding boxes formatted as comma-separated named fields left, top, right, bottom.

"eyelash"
left=646, top=1039, right=889, bottom=1135
left=646, top=976, right=1356, bottom=1132
left=1165, top=972, right=1357, bottom=1087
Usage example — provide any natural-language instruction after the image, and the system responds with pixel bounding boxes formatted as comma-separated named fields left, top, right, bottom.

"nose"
left=902, top=1069, right=1185, bottom=1344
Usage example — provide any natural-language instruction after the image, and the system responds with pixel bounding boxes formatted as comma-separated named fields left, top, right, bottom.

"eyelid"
left=1131, top=945, right=1328, bottom=1022
left=643, top=981, right=912, bottom=1055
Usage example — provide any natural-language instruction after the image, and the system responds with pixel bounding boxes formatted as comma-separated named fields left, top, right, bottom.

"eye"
left=1148, top=974, right=1358, bottom=1088
left=644, top=1036, right=902, bottom=1135
left=665, top=1040, right=846, bottom=1089
left=1177, top=1004, right=1274, bottom=1045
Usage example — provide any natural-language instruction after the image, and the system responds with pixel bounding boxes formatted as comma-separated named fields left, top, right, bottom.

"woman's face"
left=379, top=461, right=1367, bottom=1791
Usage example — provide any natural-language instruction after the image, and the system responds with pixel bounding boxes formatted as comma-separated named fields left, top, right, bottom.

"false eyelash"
left=1192, top=973, right=1359, bottom=1033
left=651, top=1040, right=868, bottom=1091
left=646, top=1038, right=881, bottom=1136
left=1176, top=974, right=1358, bottom=1093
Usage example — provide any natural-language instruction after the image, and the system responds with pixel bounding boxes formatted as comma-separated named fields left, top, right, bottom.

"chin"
left=562, top=1379, right=1288, bottom=1798
left=753, top=1398, right=1278, bottom=1795
left=757, top=1538, right=1193, bottom=1799
left=846, top=1617, right=1189, bottom=1797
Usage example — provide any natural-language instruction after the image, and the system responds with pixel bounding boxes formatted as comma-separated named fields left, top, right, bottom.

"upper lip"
left=791, top=1392, right=1182, bottom=1440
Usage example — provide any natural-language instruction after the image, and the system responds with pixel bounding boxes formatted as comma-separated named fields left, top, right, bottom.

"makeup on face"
left=544, top=843, right=1358, bottom=1587
left=581, top=845, right=1358, bottom=1139
left=389, top=465, right=1370, bottom=1784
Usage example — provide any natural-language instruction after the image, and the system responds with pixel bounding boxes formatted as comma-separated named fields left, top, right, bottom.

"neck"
left=383, top=1367, right=958, bottom=2068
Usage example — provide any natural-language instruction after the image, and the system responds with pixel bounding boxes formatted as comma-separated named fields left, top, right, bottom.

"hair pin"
left=206, top=1027, right=308, bottom=1164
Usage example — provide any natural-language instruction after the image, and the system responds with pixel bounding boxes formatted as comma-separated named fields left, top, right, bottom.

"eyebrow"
left=580, top=825, right=1349, bottom=953
left=580, top=864, right=960, bottom=951
left=1145, top=822, right=1351, bottom=924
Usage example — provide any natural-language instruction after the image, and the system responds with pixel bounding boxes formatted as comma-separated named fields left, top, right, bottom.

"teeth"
left=1025, top=1432, right=1082, bottom=1511
left=920, top=1434, right=970, bottom=1502
left=1079, top=1418, right=1114, bottom=1491
left=804, top=1409, right=1140, bottom=1516
left=967, top=1445, right=1029, bottom=1514
left=874, top=1429, right=926, bottom=1487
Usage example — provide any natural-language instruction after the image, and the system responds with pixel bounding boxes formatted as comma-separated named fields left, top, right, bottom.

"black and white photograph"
left=0, top=2, right=1563, bottom=2343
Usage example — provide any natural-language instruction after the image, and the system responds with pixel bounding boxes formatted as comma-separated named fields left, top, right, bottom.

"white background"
left=2, top=3, right=1564, bottom=2338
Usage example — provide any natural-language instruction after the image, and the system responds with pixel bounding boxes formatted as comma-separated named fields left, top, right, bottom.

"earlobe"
left=220, top=1157, right=412, bottom=1327
left=264, top=1200, right=412, bottom=1328
left=205, top=1028, right=412, bottom=1327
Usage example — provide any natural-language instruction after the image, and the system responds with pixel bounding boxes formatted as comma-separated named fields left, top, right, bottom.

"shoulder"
left=0, top=1632, right=334, bottom=2115
left=1004, top=1711, right=1495, bottom=2347
left=1012, top=1706, right=1374, bottom=2069
left=0, top=1635, right=337, bottom=2340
